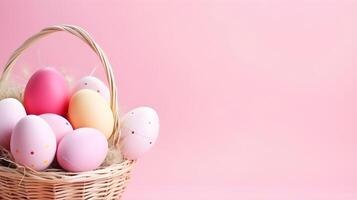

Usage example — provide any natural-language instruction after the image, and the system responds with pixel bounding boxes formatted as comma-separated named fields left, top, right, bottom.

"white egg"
left=72, top=76, right=110, bottom=102
left=120, top=107, right=159, bottom=160
left=0, top=98, right=26, bottom=150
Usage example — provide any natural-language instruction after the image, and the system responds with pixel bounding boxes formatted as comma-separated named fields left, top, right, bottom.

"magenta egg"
left=57, top=128, right=108, bottom=172
left=24, top=67, right=69, bottom=116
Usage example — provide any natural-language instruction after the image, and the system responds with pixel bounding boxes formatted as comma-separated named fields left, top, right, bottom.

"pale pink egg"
left=72, top=76, right=110, bottom=102
left=57, top=128, right=108, bottom=172
left=120, top=133, right=153, bottom=160
left=24, top=67, right=70, bottom=116
left=120, top=107, right=160, bottom=160
left=39, top=114, right=73, bottom=144
left=0, top=98, right=26, bottom=150
left=10, top=115, right=57, bottom=171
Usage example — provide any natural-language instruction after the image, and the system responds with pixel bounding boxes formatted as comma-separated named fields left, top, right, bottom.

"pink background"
left=1, top=1, right=357, bottom=199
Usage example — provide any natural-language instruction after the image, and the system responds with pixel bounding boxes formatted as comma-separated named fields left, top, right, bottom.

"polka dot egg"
left=72, top=76, right=110, bottom=103
left=10, top=115, right=56, bottom=171
left=120, top=107, right=160, bottom=160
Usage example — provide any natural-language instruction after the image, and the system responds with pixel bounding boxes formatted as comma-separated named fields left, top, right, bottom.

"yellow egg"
left=68, top=89, right=114, bottom=139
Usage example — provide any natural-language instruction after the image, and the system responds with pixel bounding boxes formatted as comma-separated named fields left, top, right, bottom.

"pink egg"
left=72, top=76, right=110, bottom=102
left=120, top=133, right=153, bottom=160
left=57, top=128, right=108, bottom=172
left=0, top=98, right=26, bottom=150
left=120, top=107, right=160, bottom=160
left=10, top=115, right=57, bottom=171
left=24, top=67, right=69, bottom=116
left=40, top=114, right=73, bottom=144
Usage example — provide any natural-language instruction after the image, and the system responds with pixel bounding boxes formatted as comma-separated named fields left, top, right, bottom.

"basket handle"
left=0, top=25, right=121, bottom=146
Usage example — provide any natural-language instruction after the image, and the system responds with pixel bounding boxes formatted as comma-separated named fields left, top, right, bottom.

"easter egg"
left=0, top=98, right=26, bottom=150
left=40, top=114, right=73, bottom=144
left=24, top=67, right=69, bottom=116
left=10, top=115, right=57, bottom=171
left=72, top=76, right=110, bottom=102
left=57, top=128, right=108, bottom=172
left=120, top=107, right=159, bottom=160
left=68, top=89, right=114, bottom=139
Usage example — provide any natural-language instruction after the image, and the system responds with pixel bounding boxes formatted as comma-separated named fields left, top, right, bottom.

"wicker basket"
left=0, top=25, right=135, bottom=199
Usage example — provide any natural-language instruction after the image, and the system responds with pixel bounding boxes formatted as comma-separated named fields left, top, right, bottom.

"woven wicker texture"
left=0, top=25, right=134, bottom=200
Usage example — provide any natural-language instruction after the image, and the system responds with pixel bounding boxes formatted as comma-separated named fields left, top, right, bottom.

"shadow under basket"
left=0, top=25, right=135, bottom=200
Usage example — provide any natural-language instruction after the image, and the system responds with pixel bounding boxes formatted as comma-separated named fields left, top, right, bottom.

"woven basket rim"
left=0, top=160, right=134, bottom=183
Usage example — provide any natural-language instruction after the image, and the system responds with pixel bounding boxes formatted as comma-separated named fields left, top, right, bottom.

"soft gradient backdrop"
left=1, top=1, right=357, bottom=199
